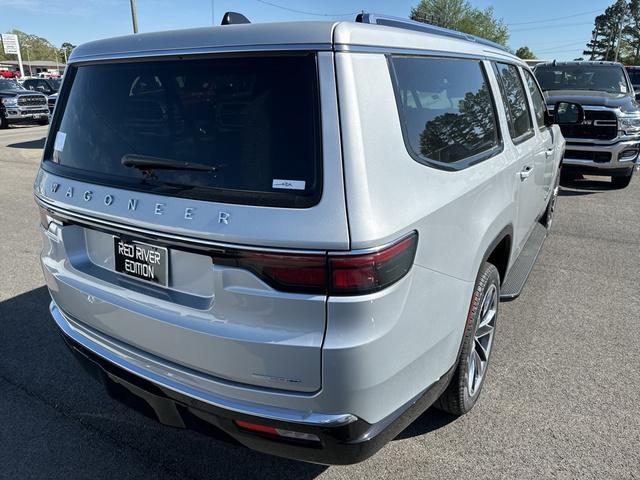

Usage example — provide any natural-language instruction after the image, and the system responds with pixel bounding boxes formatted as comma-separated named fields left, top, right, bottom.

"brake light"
left=233, top=251, right=327, bottom=293
left=329, top=232, right=418, bottom=295
left=218, top=232, right=418, bottom=295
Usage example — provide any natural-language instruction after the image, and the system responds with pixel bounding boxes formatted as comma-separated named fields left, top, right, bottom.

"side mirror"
left=552, top=101, right=584, bottom=125
left=635, top=92, right=640, bottom=102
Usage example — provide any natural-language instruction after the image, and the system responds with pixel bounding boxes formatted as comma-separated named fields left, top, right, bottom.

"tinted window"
left=627, top=69, right=640, bottom=86
left=535, top=65, right=629, bottom=94
left=390, top=56, right=500, bottom=166
left=45, top=54, right=322, bottom=208
left=494, top=63, right=533, bottom=140
left=524, top=70, right=547, bottom=129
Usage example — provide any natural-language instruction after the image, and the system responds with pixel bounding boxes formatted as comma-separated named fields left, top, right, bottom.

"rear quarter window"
left=389, top=56, right=502, bottom=169
left=44, top=53, right=322, bottom=208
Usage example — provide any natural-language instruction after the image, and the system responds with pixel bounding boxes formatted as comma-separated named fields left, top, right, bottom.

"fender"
left=479, top=224, right=513, bottom=285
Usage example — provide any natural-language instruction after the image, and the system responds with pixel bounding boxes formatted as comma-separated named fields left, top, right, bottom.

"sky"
left=0, top=0, right=616, bottom=61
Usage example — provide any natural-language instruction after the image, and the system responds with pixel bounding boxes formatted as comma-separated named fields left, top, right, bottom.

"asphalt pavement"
left=1, top=125, right=639, bottom=479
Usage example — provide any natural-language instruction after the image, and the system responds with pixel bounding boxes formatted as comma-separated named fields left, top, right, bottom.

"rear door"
left=523, top=68, right=556, bottom=198
left=493, top=62, right=539, bottom=251
left=38, top=51, right=346, bottom=393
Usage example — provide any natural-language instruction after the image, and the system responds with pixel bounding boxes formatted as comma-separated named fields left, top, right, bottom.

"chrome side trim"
left=68, top=43, right=333, bottom=65
left=34, top=194, right=327, bottom=255
left=50, top=301, right=357, bottom=427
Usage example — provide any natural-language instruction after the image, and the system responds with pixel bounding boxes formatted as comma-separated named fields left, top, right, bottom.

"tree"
left=623, top=0, right=640, bottom=64
left=515, top=46, right=536, bottom=60
left=410, top=0, right=509, bottom=46
left=0, top=29, right=56, bottom=61
left=583, top=0, right=630, bottom=61
left=59, top=42, right=76, bottom=62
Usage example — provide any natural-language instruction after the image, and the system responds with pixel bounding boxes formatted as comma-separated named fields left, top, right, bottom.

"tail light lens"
left=328, top=233, right=418, bottom=295
left=217, top=232, right=417, bottom=296
left=232, top=251, right=327, bottom=294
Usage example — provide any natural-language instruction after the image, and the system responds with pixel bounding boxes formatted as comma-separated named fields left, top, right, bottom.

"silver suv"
left=35, top=14, right=581, bottom=464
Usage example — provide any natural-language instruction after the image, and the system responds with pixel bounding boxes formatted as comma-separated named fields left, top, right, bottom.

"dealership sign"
left=1, top=34, right=19, bottom=55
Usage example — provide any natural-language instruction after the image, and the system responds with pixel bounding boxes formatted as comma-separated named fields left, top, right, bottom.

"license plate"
left=114, top=237, right=169, bottom=286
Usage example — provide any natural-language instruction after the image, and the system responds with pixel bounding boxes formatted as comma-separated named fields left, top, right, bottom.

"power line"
left=506, top=8, right=603, bottom=26
left=254, top=0, right=359, bottom=17
left=535, top=41, right=590, bottom=53
left=511, top=21, right=594, bottom=33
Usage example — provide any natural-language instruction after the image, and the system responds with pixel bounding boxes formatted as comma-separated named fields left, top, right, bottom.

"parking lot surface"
left=1, top=125, right=639, bottom=479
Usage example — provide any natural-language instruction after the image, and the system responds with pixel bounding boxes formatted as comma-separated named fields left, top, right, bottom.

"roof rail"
left=355, top=12, right=510, bottom=53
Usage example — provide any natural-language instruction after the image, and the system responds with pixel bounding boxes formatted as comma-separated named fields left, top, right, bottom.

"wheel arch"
left=480, top=225, right=513, bottom=285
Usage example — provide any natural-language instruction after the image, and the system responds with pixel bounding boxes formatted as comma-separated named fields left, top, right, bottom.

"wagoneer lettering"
left=35, top=12, right=582, bottom=465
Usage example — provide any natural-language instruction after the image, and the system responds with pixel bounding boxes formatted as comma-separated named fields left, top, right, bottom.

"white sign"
left=1, top=34, right=19, bottom=55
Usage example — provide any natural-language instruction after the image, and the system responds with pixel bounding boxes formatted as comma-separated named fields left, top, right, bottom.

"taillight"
left=218, top=232, right=418, bottom=296
left=328, top=232, right=418, bottom=295
left=233, top=251, right=327, bottom=294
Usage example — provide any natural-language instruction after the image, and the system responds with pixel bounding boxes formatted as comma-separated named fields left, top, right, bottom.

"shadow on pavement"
left=0, top=286, right=328, bottom=479
left=559, top=175, right=618, bottom=195
left=7, top=137, right=46, bottom=149
left=395, top=407, right=457, bottom=440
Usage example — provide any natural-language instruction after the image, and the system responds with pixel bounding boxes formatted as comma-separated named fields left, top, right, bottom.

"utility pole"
left=26, top=46, right=32, bottom=76
left=130, top=0, right=139, bottom=34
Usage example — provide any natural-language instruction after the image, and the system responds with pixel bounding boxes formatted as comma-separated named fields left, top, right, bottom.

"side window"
left=523, top=69, right=547, bottom=129
left=390, top=56, right=501, bottom=167
left=493, top=63, right=533, bottom=141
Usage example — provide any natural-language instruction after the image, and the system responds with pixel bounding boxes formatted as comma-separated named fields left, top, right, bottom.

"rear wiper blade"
left=121, top=154, right=218, bottom=173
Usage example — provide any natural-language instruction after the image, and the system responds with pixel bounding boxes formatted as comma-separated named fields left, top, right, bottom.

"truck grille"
left=17, top=94, right=47, bottom=107
left=559, top=109, right=618, bottom=141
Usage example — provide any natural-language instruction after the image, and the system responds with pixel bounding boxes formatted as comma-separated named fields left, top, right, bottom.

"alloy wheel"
left=467, top=283, right=497, bottom=397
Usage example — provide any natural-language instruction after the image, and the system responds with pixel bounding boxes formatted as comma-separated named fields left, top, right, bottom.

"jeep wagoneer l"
left=35, top=13, right=581, bottom=464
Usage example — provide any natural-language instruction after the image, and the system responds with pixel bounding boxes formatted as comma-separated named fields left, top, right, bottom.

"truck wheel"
left=435, top=262, right=500, bottom=416
left=611, top=171, right=633, bottom=189
left=0, top=115, right=8, bottom=129
left=541, top=170, right=560, bottom=230
left=37, top=118, right=50, bottom=126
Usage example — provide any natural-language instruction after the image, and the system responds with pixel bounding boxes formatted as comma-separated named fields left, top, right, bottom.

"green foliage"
left=0, top=29, right=74, bottom=63
left=410, top=0, right=509, bottom=46
left=515, top=46, right=536, bottom=60
left=583, top=0, right=640, bottom=64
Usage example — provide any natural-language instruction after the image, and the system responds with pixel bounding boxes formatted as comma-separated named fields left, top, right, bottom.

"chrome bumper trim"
left=49, top=301, right=357, bottom=427
left=563, top=139, right=639, bottom=169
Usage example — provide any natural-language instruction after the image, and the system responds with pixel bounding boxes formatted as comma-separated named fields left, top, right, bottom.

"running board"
left=500, top=223, right=547, bottom=300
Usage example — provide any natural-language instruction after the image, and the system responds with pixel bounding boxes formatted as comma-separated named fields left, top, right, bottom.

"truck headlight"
left=1, top=97, right=18, bottom=107
left=619, top=115, right=640, bottom=135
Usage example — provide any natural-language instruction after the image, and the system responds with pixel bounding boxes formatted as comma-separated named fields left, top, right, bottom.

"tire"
left=541, top=169, right=560, bottom=230
left=611, top=171, right=633, bottom=189
left=435, top=262, right=500, bottom=416
left=37, top=118, right=49, bottom=126
left=0, top=115, right=8, bottom=129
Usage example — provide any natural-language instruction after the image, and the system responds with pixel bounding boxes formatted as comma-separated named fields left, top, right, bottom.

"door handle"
left=519, top=166, right=533, bottom=180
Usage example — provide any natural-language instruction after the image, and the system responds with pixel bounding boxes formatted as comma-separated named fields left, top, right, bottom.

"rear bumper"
left=562, top=139, right=639, bottom=174
left=51, top=301, right=453, bottom=465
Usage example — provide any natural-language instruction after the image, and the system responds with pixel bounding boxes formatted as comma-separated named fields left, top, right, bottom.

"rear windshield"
left=44, top=54, right=322, bottom=207
left=535, top=65, right=629, bottom=94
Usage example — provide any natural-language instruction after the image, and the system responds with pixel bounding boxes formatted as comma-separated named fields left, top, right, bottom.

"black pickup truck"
left=534, top=61, right=640, bottom=188
left=0, top=78, right=50, bottom=128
